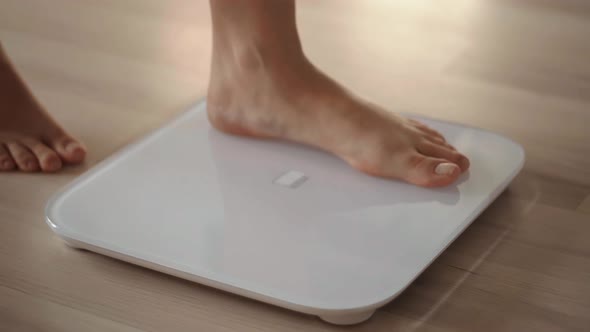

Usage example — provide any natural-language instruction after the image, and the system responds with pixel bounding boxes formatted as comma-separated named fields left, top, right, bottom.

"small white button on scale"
left=273, top=170, right=308, bottom=188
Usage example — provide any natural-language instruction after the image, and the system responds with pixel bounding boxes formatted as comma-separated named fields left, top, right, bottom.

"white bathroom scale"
left=45, top=99, right=524, bottom=325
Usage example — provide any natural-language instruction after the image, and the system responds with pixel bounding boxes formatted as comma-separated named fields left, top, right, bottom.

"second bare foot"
left=0, top=46, right=86, bottom=173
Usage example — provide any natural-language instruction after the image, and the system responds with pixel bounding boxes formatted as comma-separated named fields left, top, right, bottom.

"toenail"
left=66, top=142, right=80, bottom=152
left=2, top=160, right=12, bottom=168
left=26, top=161, right=36, bottom=169
left=461, top=156, right=470, bottom=167
left=435, top=163, right=458, bottom=176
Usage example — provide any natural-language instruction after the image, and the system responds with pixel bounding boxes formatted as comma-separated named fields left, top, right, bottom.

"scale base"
left=320, top=311, right=375, bottom=325
left=45, top=100, right=524, bottom=325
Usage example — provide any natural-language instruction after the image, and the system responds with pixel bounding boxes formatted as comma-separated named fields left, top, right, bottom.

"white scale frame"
left=46, top=100, right=525, bottom=325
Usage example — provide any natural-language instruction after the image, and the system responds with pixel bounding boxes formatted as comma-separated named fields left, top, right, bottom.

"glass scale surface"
left=46, top=100, right=524, bottom=325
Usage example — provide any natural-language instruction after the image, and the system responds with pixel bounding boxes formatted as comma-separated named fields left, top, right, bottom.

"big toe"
left=48, top=134, right=87, bottom=164
left=403, top=153, right=461, bottom=188
left=418, top=141, right=470, bottom=172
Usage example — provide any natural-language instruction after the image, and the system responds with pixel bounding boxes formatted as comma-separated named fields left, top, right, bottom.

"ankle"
left=211, top=31, right=306, bottom=78
left=209, top=0, right=304, bottom=75
left=209, top=36, right=315, bottom=104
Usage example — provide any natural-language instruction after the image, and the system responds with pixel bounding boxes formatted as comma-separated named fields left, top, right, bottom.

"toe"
left=417, top=141, right=470, bottom=172
left=0, top=144, right=16, bottom=171
left=47, top=134, right=87, bottom=164
left=410, top=119, right=446, bottom=142
left=21, top=138, right=62, bottom=172
left=403, top=152, right=461, bottom=187
left=423, top=134, right=457, bottom=151
left=5, top=142, right=40, bottom=172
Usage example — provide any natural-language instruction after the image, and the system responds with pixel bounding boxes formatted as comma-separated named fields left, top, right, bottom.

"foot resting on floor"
left=0, top=49, right=86, bottom=173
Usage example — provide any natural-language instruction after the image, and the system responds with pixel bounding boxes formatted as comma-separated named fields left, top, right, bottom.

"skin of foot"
left=207, top=0, right=470, bottom=188
left=0, top=45, right=86, bottom=173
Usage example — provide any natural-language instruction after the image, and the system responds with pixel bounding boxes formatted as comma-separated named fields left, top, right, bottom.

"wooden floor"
left=1, top=0, right=589, bottom=331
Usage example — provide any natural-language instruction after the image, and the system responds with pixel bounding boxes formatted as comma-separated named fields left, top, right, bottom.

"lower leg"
left=207, top=0, right=469, bottom=187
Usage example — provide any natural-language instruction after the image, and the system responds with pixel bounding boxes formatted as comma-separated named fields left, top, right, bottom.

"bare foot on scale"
left=207, top=0, right=469, bottom=188
left=0, top=45, right=86, bottom=173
